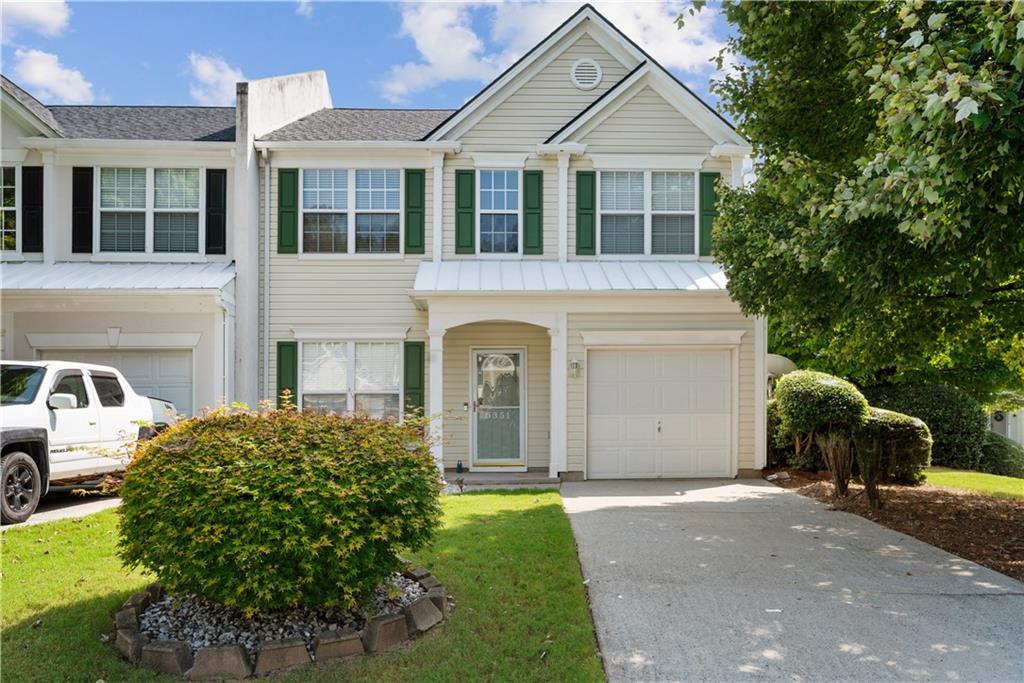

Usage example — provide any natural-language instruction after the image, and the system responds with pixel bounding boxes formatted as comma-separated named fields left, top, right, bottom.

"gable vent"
left=570, top=58, right=602, bottom=91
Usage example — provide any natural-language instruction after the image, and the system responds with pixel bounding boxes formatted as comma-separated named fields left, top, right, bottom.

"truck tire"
left=2, top=451, right=42, bottom=525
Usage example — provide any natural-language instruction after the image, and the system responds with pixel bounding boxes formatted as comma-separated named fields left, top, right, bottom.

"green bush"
left=855, top=407, right=932, bottom=489
left=977, top=431, right=1024, bottom=478
left=864, top=384, right=988, bottom=470
left=118, top=407, right=443, bottom=614
left=766, top=398, right=790, bottom=468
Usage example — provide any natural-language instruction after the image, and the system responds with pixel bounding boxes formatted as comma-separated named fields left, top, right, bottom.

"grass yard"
left=1, top=491, right=603, bottom=683
left=924, top=466, right=1024, bottom=500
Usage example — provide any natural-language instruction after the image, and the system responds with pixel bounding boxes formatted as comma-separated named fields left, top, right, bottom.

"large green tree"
left=694, top=0, right=1024, bottom=403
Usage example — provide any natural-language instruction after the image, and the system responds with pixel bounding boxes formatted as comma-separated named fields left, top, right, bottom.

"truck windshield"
left=1, top=365, right=46, bottom=406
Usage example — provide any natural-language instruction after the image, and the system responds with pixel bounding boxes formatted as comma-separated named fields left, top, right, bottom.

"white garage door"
left=587, top=349, right=732, bottom=478
left=41, top=349, right=193, bottom=415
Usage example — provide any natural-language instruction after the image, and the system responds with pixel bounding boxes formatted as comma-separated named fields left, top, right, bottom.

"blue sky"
left=1, top=1, right=733, bottom=111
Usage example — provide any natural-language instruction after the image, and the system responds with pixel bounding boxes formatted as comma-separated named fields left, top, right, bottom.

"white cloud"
left=12, top=48, right=93, bottom=104
left=187, top=53, right=245, bottom=106
left=1, top=0, right=70, bottom=43
left=296, top=0, right=313, bottom=19
left=378, top=1, right=730, bottom=104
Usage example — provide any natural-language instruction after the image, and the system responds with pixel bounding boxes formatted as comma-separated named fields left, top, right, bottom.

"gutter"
left=262, top=148, right=271, bottom=404
left=253, top=140, right=461, bottom=152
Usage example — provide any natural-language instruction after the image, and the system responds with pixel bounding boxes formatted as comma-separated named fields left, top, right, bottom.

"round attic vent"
left=570, top=58, right=602, bottom=90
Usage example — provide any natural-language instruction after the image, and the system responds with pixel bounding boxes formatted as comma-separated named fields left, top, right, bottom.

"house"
left=255, top=5, right=765, bottom=480
left=1, top=4, right=765, bottom=480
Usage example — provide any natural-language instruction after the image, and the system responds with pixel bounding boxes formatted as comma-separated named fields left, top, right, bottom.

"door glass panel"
left=475, top=351, right=522, bottom=462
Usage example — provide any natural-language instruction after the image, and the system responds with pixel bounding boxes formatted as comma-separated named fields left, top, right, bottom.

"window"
left=300, top=340, right=401, bottom=420
left=598, top=170, right=698, bottom=256
left=1, top=166, right=16, bottom=251
left=91, top=373, right=125, bottom=407
left=299, top=168, right=401, bottom=255
left=52, top=372, right=90, bottom=408
left=599, top=171, right=643, bottom=255
left=1, top=365, right=45, bottom=406
left=302, top=169, right=347, bottom=253
left=154, top=169, right=200, bottom=252
left=479, top=169, right=519, bottom=254
left=97, top=167, right=210, bottom=255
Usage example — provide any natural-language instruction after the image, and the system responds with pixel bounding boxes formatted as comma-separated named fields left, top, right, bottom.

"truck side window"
left=52, top=373, right=90, bottom=408
left=91, top=373, right=125, bottom=407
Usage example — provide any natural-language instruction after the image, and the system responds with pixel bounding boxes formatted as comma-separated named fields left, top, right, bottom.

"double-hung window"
left=99, top=168, right=147, bottom=252
left=478, top=169, right=520, bottom=254
left=299, top=169, right=401, bottom=254
left=597, top=170, right=698, bottom=256
left=300, top=340, right=401, bottom=420
left=1, top=166, right=16, bottom=252
left=98, top=167, right=207, bottom=254
left=154, top=169, right=200, bottom=252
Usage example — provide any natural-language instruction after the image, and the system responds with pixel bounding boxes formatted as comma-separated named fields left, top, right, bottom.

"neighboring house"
left=991, top=410, right=1024, bottom=446
left=1, top=4, right=766, bottom=480
left=257, top=5, right=765, bottom=480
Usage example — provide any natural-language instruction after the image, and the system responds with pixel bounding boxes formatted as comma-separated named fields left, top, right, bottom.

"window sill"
left=296, top=253, right=406, bottom=261
left=90, top=253, right=210, bottom=264
left=593, top=254, right=700, bottom=261
left=1, top=252, right=43, bottom=263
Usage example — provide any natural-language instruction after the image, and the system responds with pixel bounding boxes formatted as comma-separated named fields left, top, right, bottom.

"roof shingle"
left=260, top=108, right=455, bottom=142
left=47, top=106, right=236, bottom=142
left=1, top=75, right=64, bottom=136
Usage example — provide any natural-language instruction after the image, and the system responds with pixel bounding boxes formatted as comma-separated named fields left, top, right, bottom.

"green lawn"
left=1, top=491, right=603, bottom=683
left=924, top=467, right=1024, bottom=500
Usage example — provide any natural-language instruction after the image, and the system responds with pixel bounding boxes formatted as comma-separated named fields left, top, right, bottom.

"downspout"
left=262, top=148, right=271, bottom=405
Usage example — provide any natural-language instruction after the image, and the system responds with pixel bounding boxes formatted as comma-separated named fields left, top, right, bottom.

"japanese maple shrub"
left=775, top=370, right=869, bottom=496
left=118, top=407, right=442, bottom=613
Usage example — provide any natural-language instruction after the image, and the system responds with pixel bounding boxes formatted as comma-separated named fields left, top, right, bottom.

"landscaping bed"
left=770, top=469, right=1024, bottom=582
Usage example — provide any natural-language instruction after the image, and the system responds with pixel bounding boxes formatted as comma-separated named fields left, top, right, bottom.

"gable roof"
left=260, top=108, right=454, bottom=142
left=0, top=75, right=64, bottom=137
left=48, top=106, right=236, bottom=142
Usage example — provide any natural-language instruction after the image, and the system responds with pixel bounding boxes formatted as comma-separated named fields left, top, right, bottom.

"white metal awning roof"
left=0, top=261, right=235, bottom=292
left=412, top=260, right=728, bottom=295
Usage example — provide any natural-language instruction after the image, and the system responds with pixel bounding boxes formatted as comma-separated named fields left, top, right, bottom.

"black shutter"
left=205, top=169, right=227, bottom=255
left=72, top=167, right=94, bottom=253
left=21, top=167, right=43, bottom=252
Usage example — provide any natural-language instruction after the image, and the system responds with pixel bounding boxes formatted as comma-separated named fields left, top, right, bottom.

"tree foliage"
left=704, top=0, right=1024, bottom=403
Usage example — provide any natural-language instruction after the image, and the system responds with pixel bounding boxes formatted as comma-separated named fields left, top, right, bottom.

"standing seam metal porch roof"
left=0, top=262, right=236, bottom=291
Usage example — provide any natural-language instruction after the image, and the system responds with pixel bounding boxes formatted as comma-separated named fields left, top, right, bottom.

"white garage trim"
left=583, top=339, right=741, bottom=480
left=26, top=332, right=202, bottom=349
left=580, top=329, right=745, bottom=347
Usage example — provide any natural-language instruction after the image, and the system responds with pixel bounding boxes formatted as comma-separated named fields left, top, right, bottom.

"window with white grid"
left=300, top=340, right=401, bottom=420
left=355, top=169, right=400, bottom=254
left=599, top=171, right=643, bottom=255
left=99, top=168, right=146, bottom=252
left=154, top=169, right=200, bottom=253
left=598, top=170, right=699, bottom=256
left=479, top=169, right=520, bottom=254
left=302, top=169, right=348, bottom=253
left=651, top=172, right=696, bottom=255
left=2, top=166, right=17, bottom=252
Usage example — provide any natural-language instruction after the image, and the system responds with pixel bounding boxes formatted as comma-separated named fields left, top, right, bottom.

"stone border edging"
left=111, top=567, right=450, bottom=679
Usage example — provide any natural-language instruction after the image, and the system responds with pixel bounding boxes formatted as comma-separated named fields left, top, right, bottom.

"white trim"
left=580, top=330, right=746, bottom=347
left=27, top=332, right=202, bottom=349
left=550, top=64, right=651, bottom=143
left=1, top=149, right=28, bottom=163
left=297, top=166, right=404, bottom=256
left=255, top=140, right=460, bottom=152
left=469, top=346, right=528, bottom=472
left=476, top=168, right=523, bottom=257
left=23, top=138, right=234, bottom=152
left=428, top=329, right=445, bottom=472
left=470, top=152, right=529, bottom=169
left=710, top=143, right=753, bottom=157
left=557, top=152, right=570, bottom=262
left=295, top=338, right=404, bottom=420
left=591, top=154, right=706, bottom=170
left=596, top=169, right=699, bottom=257
left=431, top=152, right=444, bottom=262
left=290, top=326, right=409, bottom=341
left=754, top=315, right=768, bottom=470
left=549, top=312, right=568, bottom=478
left=1, top=163, right=22, bottom=257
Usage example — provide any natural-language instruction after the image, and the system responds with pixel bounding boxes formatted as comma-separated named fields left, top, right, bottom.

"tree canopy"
left=698, top=0, right=1024, bottom=404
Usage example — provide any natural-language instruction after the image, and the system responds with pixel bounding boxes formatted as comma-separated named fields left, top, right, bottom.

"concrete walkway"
left=562, top=479, right=1024, bottom=682
left=0, top=492, right=120, bottom=531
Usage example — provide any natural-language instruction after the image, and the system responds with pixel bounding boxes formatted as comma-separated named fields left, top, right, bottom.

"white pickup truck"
left=1, top=360, right=177, bottom=524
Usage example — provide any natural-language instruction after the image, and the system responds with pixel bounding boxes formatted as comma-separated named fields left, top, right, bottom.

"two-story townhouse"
left=256, top=5, right=766, bottom=480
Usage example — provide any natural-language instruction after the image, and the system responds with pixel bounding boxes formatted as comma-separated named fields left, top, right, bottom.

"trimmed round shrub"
left=118, top=408, right=443, bottom=614
left=766, top=398, right=791, bottom=468
left=977, top=431, right=1024, bottom=478
left=774, top=370, right=869, bottom=437
left=864, top=384, right=988, bottom=470
left=855, top=407, right=933, bottom=485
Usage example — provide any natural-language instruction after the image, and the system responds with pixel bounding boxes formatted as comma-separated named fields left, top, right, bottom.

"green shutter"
left=276, top=341, right=298, bottom=407
left=278, top=168, right=298, bottom=254
left=575, top=170, right=596, bottom=255
left=405, top=169, right=426, bottom=254
left=523, top=170, right=543, bottom=255
left=403, top=341, right=425, bottom=415
left=699, top=172, right=720, bottom=257
left=455, top=169, right=475, bottom=254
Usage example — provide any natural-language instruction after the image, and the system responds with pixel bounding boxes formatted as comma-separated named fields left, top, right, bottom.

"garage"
left=587, top=349, right=733, bottom=478
left=41, top=349, right=194, bottom=415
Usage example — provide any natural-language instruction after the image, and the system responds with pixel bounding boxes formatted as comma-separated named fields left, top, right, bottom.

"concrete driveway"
left=562, top=479, right=1023, bottom=682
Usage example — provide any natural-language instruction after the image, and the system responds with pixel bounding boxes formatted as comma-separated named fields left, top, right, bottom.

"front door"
left=471, top=349, right=526, bottom=469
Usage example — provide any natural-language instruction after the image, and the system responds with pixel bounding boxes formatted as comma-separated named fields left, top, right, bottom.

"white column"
left=41, top=151, right=56, bottom=264
left=557, top=152, right=569, bottom=262
left=730, top=155, right=746, bottom=187
left=548, top=312, right=568, bottom=478
left=431, top=152, right=444, bottom=262
left=754, top=315, right=768, bottom=469
left=428, top=328, right=446, bottom=474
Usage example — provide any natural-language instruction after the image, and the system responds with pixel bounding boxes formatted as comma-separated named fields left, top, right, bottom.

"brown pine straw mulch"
left=768, top=470, right=1024, bottom=582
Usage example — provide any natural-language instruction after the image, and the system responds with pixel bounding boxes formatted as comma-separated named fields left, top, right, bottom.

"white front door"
left=587, top=349, right=733, bottom=479
left=471, top=348, right=526, bottom=469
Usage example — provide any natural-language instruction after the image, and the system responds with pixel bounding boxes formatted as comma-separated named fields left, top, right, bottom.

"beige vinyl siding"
left=258, top=159, right=432, bottom=402
left=442, top=322, right=550, bottom=470
left=566, top=311, right=756, bottom=473
left=442, top=155, right=558, bottom=260
left=579, top=86, right=715, bottom=154
left=458, top=32, right=633, bottom=151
